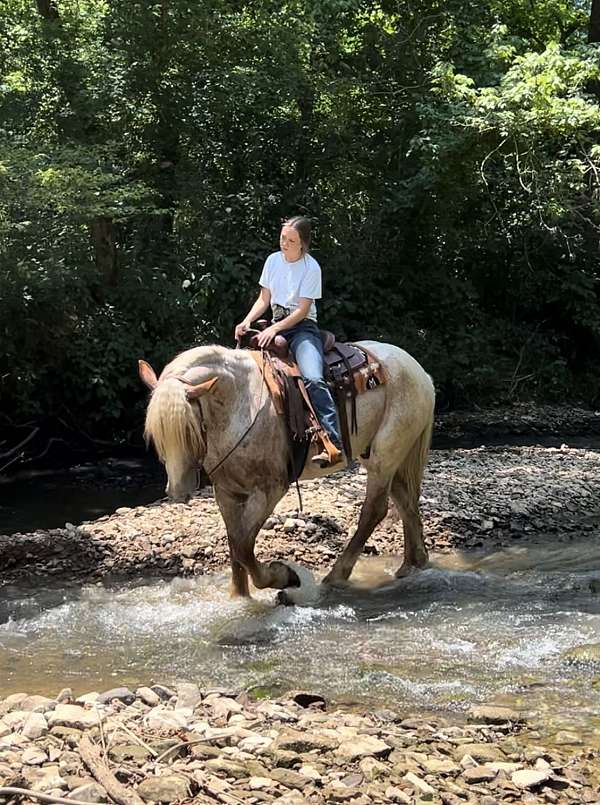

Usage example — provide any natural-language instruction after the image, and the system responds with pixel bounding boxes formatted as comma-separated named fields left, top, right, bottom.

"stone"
left=23, top=765, right=66, bottom=792
left=238, top=734, right=273, bottom=754
left=247, top=776, right=273, bottom=790
left=144, top=706, right=189, bottom=732
left=19, top=695, right=55, bottom=712
left=137, top=687, right=161, bottom=707
left=108, top=744, right=153, bottom=763
left=22, top=746, right=48, bottom=765
left=270, top=767, right=311, bottom=789
left=561, top=643, right=600, bottom=667
left=512, top=769, right=551, bottom=789
left=551, top=730, right=583, bottom=746
left=335, top=735, right=391, bottom=761
left=68, top=783, right=108, bottom=803
left=3, top=694, right=27, bottom=711
left=22, top=713, right=49, bottom=740
left=97, top=687, right=135, bottom=706
left=205, top=758, right=248, bottom=779
left=151, top=684, right=176, bottom=701
left=48, top=705, right=103, bottom=730
left=469, top=705, right=523, bottom=724
left=462, top=765, right=497, bottom=783
left=403, top=772, right=435, bottom=796
left=137, top=774, right=190, bottom=802
left=49, top=726, right=83, bottom=747
left=420, top=756, right=460, bottom=775
left=56, top=688, right=74, bottom=704
left=175, top=683, right=202, bottom=710
left=452, top=743, right=506, bottom=764
left=385, top=787, right=411, bottom=804
left=274, top=729, right=338, bottom=754
left=359, top=756, right=388, bottom=781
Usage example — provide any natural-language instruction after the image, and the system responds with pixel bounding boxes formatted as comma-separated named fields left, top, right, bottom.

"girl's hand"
left=234, top=320, right=250, bottom=341
left=256, top=324, right=280, bottom=348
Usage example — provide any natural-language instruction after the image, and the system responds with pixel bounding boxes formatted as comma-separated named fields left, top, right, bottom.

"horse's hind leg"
left=391, top=467, right=428, bottom=579
left=322, top=476, right=390, bottom=586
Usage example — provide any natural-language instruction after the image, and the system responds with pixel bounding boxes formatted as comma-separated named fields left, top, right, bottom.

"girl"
left=234, top=216, right=342, bottom=467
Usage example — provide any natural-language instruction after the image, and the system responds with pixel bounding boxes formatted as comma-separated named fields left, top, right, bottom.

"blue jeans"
left=279, top=320, right=342, bottom=448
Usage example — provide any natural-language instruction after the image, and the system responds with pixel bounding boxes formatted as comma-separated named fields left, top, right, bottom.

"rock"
left=274, top=729, right=338, bottom=754
left=238, top=734, right=273, bottom=754
left=3, top=693, right=27, bottom=711
left=23, top=765, right=66, bottom=792
left=56, top=688, right=74, bottom=704
left=151, top=684, right=176, bottom=701
left=288, top=691, right=326, bottom=709
left=551, top=730, right=583, bottom=746
left=68, top=783, right=108, bottom=803
left=48, top=705, right=104, bottom=730
left=270, top=767, right=311, bottom=789
left=248, top=776, right=273, bottom=790
left=175, top=682, right=202, bottom=710
left=420, top=757, right=460, bottom=775
left=512, top=768, right=551, bottom=789
left=204, top=758, right=249, bottom=779
left=469, top=705, right=523, bottom=724
left=561, top=643, right=600, bottom=667
left=49, top=726, right=83, bottom=747
left=22, top=746, right=48, bottom=765
left=144, top=706, right=189, bottom=732
left=137, top=774, right=190, bottom=802
left=403, top=771, right=435, bottom=796
left=385, top=786, right=411, bottom=804
left=452, top=743, right=506, bottom=763
left=335, top=735, right=391, bottom=761
left=108, top=744, right=153, bottom=763
left=462, top=765, right=497, bottom=783
left=136, top=687, right=161, bottom=707
left=97, top=687, right=135, bottom=706
left=19, top=695, right=55, bottom=712
left=359, top=756, right=388, bottom=781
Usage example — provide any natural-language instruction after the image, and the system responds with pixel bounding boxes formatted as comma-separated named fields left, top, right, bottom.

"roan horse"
left=139, top=341, right=435, bottom=598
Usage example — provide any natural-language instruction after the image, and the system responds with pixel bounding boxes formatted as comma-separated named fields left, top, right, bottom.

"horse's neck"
left=201, top=350, right=260, bottom=443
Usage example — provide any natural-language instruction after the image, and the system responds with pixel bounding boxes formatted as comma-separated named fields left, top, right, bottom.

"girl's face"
left=280, top=225, right=303, bottom=262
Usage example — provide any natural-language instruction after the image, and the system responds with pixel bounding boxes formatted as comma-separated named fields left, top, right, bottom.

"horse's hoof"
left=269, top=561, right=301, bottom=588
left=276, top=590, right=296, bottom=606
left=395, top=562, right=423, bottom=579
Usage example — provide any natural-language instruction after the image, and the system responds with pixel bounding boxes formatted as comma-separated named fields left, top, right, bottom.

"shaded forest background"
left=2, top=0, right=600, bottom=457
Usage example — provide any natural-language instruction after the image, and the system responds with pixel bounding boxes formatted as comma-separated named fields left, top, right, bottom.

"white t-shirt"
left=259, top=251, right=321, bottom=322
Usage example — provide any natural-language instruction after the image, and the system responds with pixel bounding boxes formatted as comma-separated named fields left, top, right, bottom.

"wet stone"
left=97, top=687, right=135, bottom=706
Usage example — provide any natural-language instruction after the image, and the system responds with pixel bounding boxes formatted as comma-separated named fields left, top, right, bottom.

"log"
left=78, top=735, right=145, bottom=805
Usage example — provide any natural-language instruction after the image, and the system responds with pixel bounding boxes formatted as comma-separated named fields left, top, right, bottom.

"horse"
left=139, top=341, right=435, bottom=599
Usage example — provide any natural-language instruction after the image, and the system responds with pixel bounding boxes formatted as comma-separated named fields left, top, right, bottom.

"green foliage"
left=1, top=0, right=600, bottom=447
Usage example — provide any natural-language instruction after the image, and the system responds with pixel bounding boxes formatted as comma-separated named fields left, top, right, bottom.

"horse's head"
left=139, top=359, right=218, bottom=503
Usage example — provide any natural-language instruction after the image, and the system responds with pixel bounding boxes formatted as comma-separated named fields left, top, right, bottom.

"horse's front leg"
left=216, top=485, right=297, bottom=596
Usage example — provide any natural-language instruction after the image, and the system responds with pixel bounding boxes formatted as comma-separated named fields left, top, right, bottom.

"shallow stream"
left=1, top=542, right=599, bottom=745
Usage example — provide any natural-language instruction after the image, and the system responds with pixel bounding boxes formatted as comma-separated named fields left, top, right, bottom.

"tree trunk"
left=590, top=0, right=600, bottom=43
left=90, top=217, right=118, bottom=286
left=35, top=0, right=59, bottom=21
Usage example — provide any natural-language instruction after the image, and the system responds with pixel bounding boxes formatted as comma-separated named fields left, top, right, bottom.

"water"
left=1, top=542, right=599, bottom=743
left=0, top=459, right=164, bottom=534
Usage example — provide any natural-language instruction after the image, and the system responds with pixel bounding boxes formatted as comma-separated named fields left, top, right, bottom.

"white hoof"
left=277, top=562, right=321, bottom=606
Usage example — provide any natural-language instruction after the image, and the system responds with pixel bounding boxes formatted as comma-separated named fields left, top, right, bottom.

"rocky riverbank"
left=1, top=685, right=598, bottom=805
left=1, top=441, right=599, bottom=586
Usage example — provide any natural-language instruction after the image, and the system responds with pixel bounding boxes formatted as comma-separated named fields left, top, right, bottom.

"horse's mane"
left=144, top=344, right=235, bottom=462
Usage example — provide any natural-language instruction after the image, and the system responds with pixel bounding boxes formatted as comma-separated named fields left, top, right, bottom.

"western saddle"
left=239, top=321, right=386, bottom=480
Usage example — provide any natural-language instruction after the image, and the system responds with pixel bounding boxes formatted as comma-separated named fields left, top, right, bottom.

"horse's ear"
left=186, top=376, right=219, bottom=400
left=139, top=359, right=158, bottom=390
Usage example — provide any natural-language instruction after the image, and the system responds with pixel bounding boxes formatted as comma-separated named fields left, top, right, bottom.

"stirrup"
left=311, top=447, right=343, bottom=468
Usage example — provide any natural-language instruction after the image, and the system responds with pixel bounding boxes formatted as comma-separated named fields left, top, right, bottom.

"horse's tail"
left=398, top=397, right=434, bottom=504
left=144, top=378, right=205, bottom=463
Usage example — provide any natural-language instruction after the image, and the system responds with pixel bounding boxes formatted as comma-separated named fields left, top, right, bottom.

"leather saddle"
left=239, top=321, right=386, bottom=469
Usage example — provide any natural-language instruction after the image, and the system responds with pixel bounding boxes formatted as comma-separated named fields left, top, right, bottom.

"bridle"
left=174, top=348, right=267, bottom=480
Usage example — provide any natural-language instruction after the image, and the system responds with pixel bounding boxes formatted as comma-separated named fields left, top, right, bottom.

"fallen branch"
left=0, top=787, right=105, bottom=805
left=78, top=735, right=145, bottom=805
